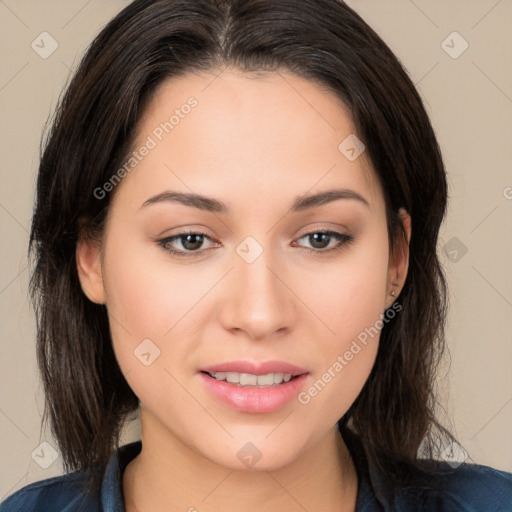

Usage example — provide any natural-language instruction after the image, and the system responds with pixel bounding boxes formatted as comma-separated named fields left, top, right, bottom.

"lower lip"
left=198, top=372, right=309, bottom=414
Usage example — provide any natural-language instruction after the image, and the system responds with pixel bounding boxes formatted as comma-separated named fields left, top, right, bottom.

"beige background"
left=1, top=0, right=511, bottom=499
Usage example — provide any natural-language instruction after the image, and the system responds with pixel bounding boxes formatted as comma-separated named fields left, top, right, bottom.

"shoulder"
left=392, top=460, right=512, bottom=512
left=0, top=441, right=138, bottom=512
left=340, top=426, right=512, bottom=511
left=0, top=470, right=99, bottom=512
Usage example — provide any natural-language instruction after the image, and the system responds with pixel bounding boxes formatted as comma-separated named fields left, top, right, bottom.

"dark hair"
left=29, top=0, right=455, bottom=497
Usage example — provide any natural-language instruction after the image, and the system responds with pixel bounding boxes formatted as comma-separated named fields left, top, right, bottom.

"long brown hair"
left=29, top=0, right=454, bottom=497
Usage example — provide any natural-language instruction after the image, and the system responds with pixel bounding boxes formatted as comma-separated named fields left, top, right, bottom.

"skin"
left=76, top=67, right=411, bottom=512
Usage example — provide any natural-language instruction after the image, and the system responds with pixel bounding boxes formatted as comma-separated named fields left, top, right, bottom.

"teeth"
left=209, top=371, right=294, bottom=386
left=273, top=372, right=284, bottom=384
left=240, top=373, right=258, bottom=386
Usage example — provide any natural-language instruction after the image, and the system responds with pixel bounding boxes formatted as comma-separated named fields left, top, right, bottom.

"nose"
left=217, top=248, right=297, bottom=341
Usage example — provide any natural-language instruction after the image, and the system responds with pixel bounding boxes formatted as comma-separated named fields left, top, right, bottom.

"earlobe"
left=76, top=237, right=106, bottom=304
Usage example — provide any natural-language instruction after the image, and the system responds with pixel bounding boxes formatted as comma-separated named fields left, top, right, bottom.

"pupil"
left=182, top=234, right=203, bottom=250
left=310, top=233, right=329, bottom=249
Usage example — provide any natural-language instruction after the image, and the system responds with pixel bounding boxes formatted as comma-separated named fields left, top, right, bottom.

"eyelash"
left=156, top=229, right=354, bottom=258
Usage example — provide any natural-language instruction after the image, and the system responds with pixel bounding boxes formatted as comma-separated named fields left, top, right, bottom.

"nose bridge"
left=218, top=238, right=295, bottom=339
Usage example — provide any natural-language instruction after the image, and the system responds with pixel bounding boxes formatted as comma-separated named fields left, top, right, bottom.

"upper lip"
left=200, top=360, right=309, bottom=376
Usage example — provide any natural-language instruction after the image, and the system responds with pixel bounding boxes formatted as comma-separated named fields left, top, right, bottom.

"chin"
left=195, top=428, right=316, bottom=472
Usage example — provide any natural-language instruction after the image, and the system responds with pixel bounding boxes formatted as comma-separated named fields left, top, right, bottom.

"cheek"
left=300, top=235, right=389, bottom=344
left=102, top=228, right=209, bottom=336
left=293, top=237, right=389, bottom=420
left=100, top=227, right=213, bottom=380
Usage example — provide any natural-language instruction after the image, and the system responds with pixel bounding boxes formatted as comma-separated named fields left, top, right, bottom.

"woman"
left=1, top=0, right=511, bottom=511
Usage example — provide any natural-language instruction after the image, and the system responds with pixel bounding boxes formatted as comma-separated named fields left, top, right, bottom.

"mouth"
left=197, top=361, right=310, bottom=413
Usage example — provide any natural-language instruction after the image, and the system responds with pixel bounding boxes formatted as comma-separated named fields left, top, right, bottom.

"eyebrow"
left=140, top=188, right=370, bottom=213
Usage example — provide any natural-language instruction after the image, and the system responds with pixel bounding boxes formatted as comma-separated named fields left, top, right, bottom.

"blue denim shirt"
left=1, top=429, right=511, bottom=511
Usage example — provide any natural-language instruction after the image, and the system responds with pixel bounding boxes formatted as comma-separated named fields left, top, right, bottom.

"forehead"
left=119, top=67, right=382, bottom=210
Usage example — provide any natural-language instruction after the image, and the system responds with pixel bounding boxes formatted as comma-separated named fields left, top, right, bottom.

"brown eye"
left=295, top=230, right=354, bottom=254
left=157, top=231, right=217, bottom=257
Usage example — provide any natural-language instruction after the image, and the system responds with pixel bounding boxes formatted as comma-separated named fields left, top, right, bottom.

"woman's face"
left=78, top=67, right=408, bottom=470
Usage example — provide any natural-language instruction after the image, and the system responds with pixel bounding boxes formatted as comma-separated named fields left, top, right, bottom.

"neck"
left=123, top=410, right=358, bottom=512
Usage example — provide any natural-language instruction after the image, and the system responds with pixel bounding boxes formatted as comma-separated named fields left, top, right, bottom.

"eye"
left=293, top=230, right=354, bottom=254
left=157, top=231, right=218, bottom=258
left=156, top=229, right=354, bottom=258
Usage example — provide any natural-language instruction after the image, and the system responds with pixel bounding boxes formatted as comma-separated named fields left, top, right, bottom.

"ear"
left=385, top=208, right=411, bottom=308
left=76, top=237, right=106, bottom=304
